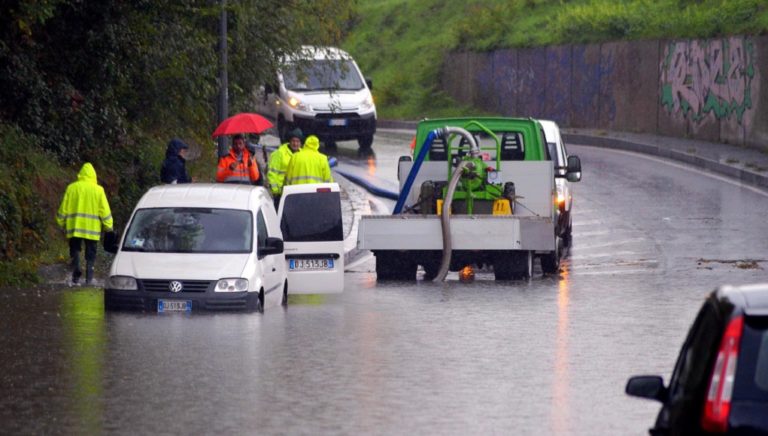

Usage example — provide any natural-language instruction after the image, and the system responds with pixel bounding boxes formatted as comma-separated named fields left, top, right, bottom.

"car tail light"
left=701, top=315, right=744, bottom=432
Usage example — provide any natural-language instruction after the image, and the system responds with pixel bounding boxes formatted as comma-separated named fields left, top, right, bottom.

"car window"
left=280, top=192, right=343, bottom=242
left=733, top=316, right=768, bottom=401
left=256, top=209, right=268, bottom=249
left=123, top=208, right=252, bottom=253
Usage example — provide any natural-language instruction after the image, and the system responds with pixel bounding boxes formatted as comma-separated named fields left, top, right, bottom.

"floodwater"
left=1, top=132, right=767, bottom=435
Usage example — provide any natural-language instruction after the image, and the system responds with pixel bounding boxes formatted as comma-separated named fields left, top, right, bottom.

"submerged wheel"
left=493, top=251, right=532, bottom=280
left=376, top=251, right=416, bottom=281
left=420, top=251, right=442, bottom=281
left=247, top=289, right=265, bottom=312
left=540, top=237, right=562, bottom=274
left=358, top=134, right=374, bottom=150
left=281, top=281, right=288, bottom=307
left=562, top=216, right=573, bottom=248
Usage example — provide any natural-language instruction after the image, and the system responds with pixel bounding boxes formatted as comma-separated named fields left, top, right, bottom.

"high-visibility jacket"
left=267, top=143, right=294, bottom=195
left=56, top=163, right=113, bottom=240
left=216, top=148, right=260, bottom=184
left=285, top=135, right=333, bottom=185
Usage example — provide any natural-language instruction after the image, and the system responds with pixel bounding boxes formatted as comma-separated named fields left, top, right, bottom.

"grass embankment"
left=0, top=125, right=218, bottom=287
left=344, top=0, right=768, bottom=119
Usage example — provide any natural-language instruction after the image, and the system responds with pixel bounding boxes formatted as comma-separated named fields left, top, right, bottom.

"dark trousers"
left=69, top=237, right=97, bottom=281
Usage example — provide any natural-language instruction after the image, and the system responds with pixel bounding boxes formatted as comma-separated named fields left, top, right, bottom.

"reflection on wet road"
left=1, top=133, right=767, bottom=435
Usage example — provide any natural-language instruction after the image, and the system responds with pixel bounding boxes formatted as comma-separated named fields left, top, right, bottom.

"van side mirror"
left=398, top=155, right=412, bottom=181
left=264, top=83, right=274, bottom=95
left=259, top=237, right=284, bottom=256
left=566, top=155, right=582, bottom=182
left=625, top=375, right=667, bottom=403
left=103, top=230, right=120, bottom=254
left=365, top=78, right=373, bottom=91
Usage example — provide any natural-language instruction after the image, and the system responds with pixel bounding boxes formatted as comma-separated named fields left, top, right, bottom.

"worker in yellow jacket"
left=285, top=135, right=334, bottom=186
left=267, top=128, right=303, bottom=209
left=56, top=162, right=113, bottom=286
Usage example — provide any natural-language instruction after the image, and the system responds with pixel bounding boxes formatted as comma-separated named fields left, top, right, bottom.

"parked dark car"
left=626, top=284, right=768, bottom=435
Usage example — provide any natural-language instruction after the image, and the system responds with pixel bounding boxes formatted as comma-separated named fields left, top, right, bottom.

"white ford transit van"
left=104, top=184, right=287, bottom=312
left=277, top=183, right=345, bottom=294
left=255, top=46, right=377, bottom=151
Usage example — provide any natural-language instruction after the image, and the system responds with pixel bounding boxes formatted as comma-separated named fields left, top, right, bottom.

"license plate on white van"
left=328, top=118, right=347, bottom=127
left=158, top=299, right=192, bottom=312
left=289, top=258, right=334, bottom=270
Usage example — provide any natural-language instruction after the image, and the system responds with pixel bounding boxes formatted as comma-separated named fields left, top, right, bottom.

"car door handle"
left=272, top=267, right=276, bottom=272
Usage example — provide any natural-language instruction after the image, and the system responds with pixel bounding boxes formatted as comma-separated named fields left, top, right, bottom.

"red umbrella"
left=212, top=113, right=274, bottom=137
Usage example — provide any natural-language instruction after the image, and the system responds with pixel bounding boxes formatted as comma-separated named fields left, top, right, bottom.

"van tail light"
left=316, top=188, right=331, bottom=193
left=701, top=315, right=744, bottom=433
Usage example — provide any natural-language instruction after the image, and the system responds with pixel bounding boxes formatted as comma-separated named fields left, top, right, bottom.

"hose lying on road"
left=333, top=169, right=399, bottom=200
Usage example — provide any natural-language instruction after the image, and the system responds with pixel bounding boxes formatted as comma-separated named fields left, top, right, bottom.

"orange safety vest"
left=216, top=148, right=260, bottom=184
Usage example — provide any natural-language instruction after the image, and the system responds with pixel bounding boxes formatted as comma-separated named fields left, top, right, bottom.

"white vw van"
left=255, top=46, right=377, bottom=151
left=104, top=184, right=287, bottom=312
left=277, top=183, right=345, bottom=294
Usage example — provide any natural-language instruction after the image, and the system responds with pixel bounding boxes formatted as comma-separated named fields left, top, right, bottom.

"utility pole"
left=217, top=0, right=229, bottom=158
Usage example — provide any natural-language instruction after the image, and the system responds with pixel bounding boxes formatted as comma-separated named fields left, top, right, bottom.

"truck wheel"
left=376, top=251, right=416, bottom=280
left=540, top=238, right=561, bottom=274
left=358, top=134, right=374, bottom=150
left=562, top=217, right=572, bottom=247
left=493, top=251, right=531, bottom=280
left=421, top=251, right=442, bottom=280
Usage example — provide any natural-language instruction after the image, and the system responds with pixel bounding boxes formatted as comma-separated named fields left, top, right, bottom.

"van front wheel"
left=278, top=119, right=293, bottom=143
left=358, top=135, right=373, bottom=150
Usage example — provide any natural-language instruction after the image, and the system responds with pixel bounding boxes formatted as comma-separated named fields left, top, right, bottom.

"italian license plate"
left=328, top=118, right=347, bottom=127
left=289, top=258, right=334, bottom=270
left=158, top=299, right=192, bottom=312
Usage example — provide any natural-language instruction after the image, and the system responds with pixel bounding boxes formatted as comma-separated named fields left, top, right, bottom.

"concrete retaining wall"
left=441, top=36, right=767, bottom=149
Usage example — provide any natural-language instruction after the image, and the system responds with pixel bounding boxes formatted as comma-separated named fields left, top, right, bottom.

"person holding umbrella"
left=216, top=134, right=260, bottom=184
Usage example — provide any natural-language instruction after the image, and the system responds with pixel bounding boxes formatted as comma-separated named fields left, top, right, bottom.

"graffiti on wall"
left=660, top=37, right=758, bottom=126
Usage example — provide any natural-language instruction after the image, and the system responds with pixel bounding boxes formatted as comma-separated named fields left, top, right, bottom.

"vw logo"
left=169, top=280, right=183, bottom=293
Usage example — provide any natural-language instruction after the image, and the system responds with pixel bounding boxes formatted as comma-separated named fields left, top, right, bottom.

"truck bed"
left=357, top=214, right=555, bottom=251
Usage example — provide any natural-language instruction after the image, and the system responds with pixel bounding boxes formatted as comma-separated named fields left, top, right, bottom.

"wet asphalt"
left=1, top=131, right=767, bottom=435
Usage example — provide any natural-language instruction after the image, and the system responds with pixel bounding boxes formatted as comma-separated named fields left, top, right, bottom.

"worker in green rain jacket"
left=267, top=128, right=303, bottom=209
left=285, top=135, right=334, bottom=186
left=56, top=162, right=113, bottom=286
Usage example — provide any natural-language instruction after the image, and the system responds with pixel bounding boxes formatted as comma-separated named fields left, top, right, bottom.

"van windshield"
left=122, top=208, right=253, bottom=253
left=280, top=192, right=343, bottom=242
left=283, top=59, right=364, bottom=91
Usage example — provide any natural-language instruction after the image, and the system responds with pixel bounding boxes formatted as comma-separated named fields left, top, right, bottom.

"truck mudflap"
left=357, top=215, right=555, bottom=251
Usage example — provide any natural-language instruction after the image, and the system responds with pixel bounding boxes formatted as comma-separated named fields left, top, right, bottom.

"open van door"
left=277, top=183, right=344, bottom=293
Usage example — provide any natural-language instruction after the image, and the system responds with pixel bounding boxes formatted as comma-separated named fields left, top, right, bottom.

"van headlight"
left=108, top=276, right=138, bottom=290
left=360, top=95, right=374, bottom=110
left=288, top=96, right=312, bottom=112
left=216, top=278, right=249, bottom=292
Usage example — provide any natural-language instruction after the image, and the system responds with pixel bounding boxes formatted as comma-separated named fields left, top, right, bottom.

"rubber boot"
left=71, top=257, right=82, bottom=285
left=85, top=263, right=94, bottom=286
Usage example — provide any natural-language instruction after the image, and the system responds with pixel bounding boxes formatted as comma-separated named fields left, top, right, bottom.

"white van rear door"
left=278, top=183, right=344, bottom=294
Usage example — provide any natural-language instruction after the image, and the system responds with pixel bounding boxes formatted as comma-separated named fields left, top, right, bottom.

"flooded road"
left=2, top=132, right=767, bottom=435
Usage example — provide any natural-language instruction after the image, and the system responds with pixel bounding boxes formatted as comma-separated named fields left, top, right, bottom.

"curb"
left=563, top=133, right=768, bottom=190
